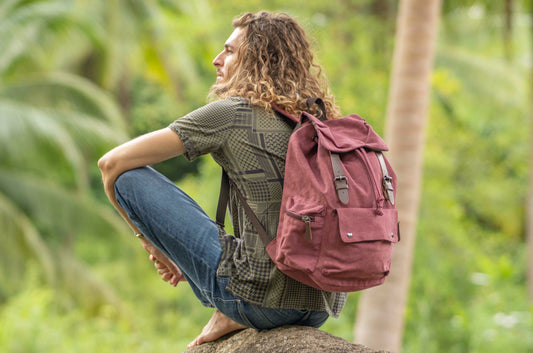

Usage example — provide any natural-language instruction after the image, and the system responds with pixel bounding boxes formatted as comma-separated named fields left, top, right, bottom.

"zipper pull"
left=302, top=215, right=313, bottom=241
left=375, top=197, right=384, bottom=216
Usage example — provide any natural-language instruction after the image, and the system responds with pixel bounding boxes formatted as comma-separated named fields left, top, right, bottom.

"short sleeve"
left=168, top=97, right=242, bottom=161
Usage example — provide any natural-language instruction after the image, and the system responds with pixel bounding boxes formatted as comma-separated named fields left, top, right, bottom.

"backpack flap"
left=337, top=208, right=399, bottom=244
left=301, top=112, right=389, bottom=153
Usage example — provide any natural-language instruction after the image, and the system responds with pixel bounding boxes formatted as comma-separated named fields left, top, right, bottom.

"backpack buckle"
left=334, top=175, right=349, bottom=190
left=333, top=175, right=349, bottom=205
left=376, top=152, right=395, bottom=205
left=331, top=153, right=349, bottom=205
left=382, top=175, right=395, bottom=205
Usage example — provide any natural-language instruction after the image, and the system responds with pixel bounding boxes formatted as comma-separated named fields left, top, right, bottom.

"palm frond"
left=53, top=109, right=128, bottom=152
left=0, top=190, right=126, bottom=311
left=0, top=170, right=129, bottom=243
left=436, top=45, right=527, bottom=111
left=0, top=191, right=56, bottom=298
left=0, top=0, right=23, bottom=16
left=1, top=72, right=126, bottom=130
left=0, top=99, right=87, bottom=190
left=56, top=248, right=124, bottom=314
left=0, top=20, right=41, bottom=76
left=0, top=1, right=75, bottom=75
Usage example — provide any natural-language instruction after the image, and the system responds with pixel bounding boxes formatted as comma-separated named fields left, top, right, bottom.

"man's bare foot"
left=187, top=311, right=247, bottom=349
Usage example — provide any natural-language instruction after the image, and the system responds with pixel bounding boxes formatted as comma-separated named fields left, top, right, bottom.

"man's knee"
left=114, top=167, right=149, bottom=193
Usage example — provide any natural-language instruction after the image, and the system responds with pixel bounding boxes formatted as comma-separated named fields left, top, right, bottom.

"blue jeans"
left=114, top=166, right=329, bottom=329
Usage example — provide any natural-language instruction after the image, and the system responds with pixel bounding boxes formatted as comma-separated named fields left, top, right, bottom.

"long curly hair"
left=210, top=11, right=341, bottom=119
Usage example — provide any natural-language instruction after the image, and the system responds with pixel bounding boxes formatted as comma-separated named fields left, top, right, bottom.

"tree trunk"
left=353, top=0, right=442, bottom=352
left=503, top=0, right=514, bottom=61
left=527, top=0, right=533, bottom=303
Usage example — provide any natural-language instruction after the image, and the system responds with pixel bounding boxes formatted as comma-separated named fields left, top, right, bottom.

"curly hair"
left=209, top=11, right=341, bottom=119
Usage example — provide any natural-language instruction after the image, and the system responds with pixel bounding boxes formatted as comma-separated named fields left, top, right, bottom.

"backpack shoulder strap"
left=216, top=170, right=271, bottom=246
left=306, top=97, right=327, bottom=121
left=376, top=152, right=395, bottom=205
left=216, top=170, right=230, bottom=228
left=271, top=98, right=328, bottom=124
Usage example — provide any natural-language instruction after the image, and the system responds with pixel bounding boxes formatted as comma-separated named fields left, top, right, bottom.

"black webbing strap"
left=216, top=170, right=230, bottom=227
left=216, top=170, right=272, bottom=247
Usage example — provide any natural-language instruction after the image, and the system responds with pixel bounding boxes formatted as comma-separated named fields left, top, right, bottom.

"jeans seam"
left=298, top=311, right=329, bottom=328
left=247, top=305, right=279, bottom=328
left=236, top=301, right=258, bottom=329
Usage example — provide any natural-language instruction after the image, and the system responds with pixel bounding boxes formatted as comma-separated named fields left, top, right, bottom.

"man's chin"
left=210, top=82, right=228, bottom=95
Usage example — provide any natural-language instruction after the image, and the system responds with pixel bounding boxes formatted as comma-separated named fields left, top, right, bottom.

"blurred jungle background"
left=1, top=0, right=532, bottom=352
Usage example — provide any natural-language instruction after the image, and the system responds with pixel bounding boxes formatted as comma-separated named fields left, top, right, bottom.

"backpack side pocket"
left=268, top=196, right=325, bottom=274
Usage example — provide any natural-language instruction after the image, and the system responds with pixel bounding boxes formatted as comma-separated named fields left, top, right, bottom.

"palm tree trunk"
left=503, top=0, right=514, bottom=62
left=353, top=0, right=442, bottom=352
left=527, top=0, right=533, bottom=303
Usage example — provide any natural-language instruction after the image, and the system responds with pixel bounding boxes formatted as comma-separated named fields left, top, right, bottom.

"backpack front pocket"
left=337, top=207, right=399, bottom=244
left=320, top=207, right=398, bottom=280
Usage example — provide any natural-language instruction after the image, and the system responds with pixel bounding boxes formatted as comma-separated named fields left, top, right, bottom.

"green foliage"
left=129, top=76, right=200, bottom=181
left=0, top=0, right=131, bottom=310
left=402, top=5, right=533, bottom=352
left=0, top=265, right=211, bottom=352
left=1, top=1, right=532, bottom=352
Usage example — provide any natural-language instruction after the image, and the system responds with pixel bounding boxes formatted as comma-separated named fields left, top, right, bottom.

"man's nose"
left=213, top=51, right=224, bottom=67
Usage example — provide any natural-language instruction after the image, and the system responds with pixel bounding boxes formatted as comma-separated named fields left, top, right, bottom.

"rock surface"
left=185, top=325, right=389, bottom=353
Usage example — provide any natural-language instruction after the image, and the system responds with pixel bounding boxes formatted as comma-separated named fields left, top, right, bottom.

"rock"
left=184, top=325, right=389, bottom=353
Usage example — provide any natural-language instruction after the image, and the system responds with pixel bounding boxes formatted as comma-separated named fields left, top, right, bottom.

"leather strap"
left=330, top=152, right=349, bottom=204
left=216, top=170, right=230, bottom=227
left=306, top=97, right=327, bottom=121
left=216, top=170, right=271, bottom=247
left=376, top=152, right=395, bottom=205
left=217, top=98, right=331, bottom=243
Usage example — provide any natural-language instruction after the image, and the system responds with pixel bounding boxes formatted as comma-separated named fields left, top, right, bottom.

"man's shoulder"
left=184, top=96, right=251, bottom=122
left=193, top=96, right=281, bottom=125
left=204, top=95, right=250, bottom=110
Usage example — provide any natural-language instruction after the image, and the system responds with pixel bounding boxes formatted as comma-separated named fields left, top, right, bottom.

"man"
left=98, top=11, right=346, bottom=348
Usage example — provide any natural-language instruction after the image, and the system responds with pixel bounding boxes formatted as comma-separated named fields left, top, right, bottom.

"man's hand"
left=140, top=237, right=186, bottom=286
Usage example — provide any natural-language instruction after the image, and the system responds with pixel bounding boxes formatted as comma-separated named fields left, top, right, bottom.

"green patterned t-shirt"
left=169, top=96, right=346, bottom=316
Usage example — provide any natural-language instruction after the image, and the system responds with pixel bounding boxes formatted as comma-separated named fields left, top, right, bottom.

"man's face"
left=212, top=27, right=244, bottom=84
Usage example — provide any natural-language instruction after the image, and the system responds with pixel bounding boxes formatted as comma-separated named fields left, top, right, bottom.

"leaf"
left=0, top=99, right=88, bottom=190
left=0, top=170, right=129, bottom=244
left=0, top=191, right=56, bottom=297
left=435, top=45, right=527, bottom=111
left=0, top=0, right=75, bottom=75
left=1, top=72, right=126, bottom=130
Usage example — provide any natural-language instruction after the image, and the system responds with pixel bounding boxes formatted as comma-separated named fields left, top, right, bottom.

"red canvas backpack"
left=217, top=98, right=399, bottom=292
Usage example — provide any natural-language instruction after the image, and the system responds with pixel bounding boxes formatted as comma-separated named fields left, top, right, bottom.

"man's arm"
left=98, top=127, right=185, bottom=230
left=98, top=127, right=187, bottom=286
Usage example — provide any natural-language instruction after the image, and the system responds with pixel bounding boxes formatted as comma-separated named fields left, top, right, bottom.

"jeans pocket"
left=296, top=311, right=329, bottom=328
left=238, top=303, right=310, bottom=330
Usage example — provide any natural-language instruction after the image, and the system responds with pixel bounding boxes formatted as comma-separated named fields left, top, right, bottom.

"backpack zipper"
left=286, top=210, right=314, bottom=241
